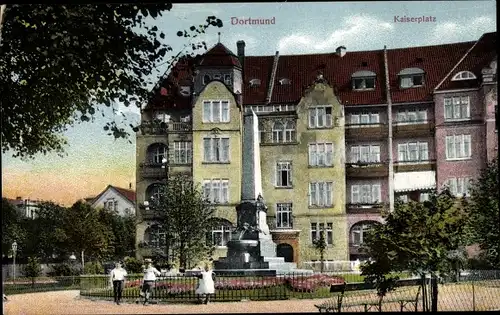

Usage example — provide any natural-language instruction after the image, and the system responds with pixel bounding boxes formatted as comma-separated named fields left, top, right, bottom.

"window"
left=446, top=134, right=471, bottom=160
left=398, top=68, right=425, bottom=88
left=309, top=182, right=333, bottom=207
left=309, top=143, right=334, bottom=167
left=444, top=97, right=470, bottom=120
left=351, top=222, right=375, bottom=245
left=146, top=184, right=162, bottom=201
left=398, top=195, right=409, bottom=203
left=276, top=203, right=292, bottom=228
left=105, top=199, right=118, bottom=212
left=272, top=120, right=296, bottom=143
left=149, top=144, right=167, bottom=164
left=213, top=74, right=221, bottom=80
left=397, top=142, right=429, bottom=162
left=249, top=79, right=261, bottom=87
left=353, top=77, right=375, bottom=90
left=350, top=113, right=379, bottom=125
left=202, top=100, right=230, bottom=123
left=309, top=106, right=333, bottom=128
left=396, top=109, right=427, bottom=123
left=173, top=141, right=192, bottom=164
left=420, top=193, right=430, bottom=202
left=451, top=71, right=477, bottom=81
left=210, top=222, right=232, bottom=247
left=146, top=225, right=166, bottom=248
left=224, top=74, right=232, bottom=85
left=258, top=121, right=265, bottom=143
left=203, top=179, right=229, bottom=203
left=351, top=184, right=381, bottom=204
left=351, top=71, right=376, bottom=91
left=203, top=74, right=211, bottom=85
left=276, top=162, right=292, bottom=187
left=279, top=78, right=291, bottom=85
left=446, top=178, right=471, bottom=197
left=350, top=145, right=380, bottom=163
left=203, top=137, right=229, bottom=162
left=310, top=222, right=333, bottom=245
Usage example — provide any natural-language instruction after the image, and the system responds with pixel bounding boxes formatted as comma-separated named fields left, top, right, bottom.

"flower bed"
left=285, top=274, right=345, bottom=293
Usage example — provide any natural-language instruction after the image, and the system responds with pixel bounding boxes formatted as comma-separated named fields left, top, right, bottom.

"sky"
left=1, top=1, right=496, bottom=206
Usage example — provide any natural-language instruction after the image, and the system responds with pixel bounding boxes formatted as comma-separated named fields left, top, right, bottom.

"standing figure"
left=195, top=263, right=216, bottom=304
left=141, top=258, right=161, bottom=306
left=110, top=262, right=127, bottom=305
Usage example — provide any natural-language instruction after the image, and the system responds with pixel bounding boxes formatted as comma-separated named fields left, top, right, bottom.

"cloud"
left=277, top=15, right=394, bottom=54
left=170, top=4, right=220, bottom=20
left=426, top=16, right=495, bottom=45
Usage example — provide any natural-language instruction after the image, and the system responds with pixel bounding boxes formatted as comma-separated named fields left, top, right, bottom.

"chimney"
left=16, top=196, right=22, bottom=200
left=336, top=46, right=346, bottom=58
left=236, top=40, right=246, bottom=58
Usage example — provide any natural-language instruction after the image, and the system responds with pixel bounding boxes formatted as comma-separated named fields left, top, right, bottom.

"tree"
left=360, top=189, right=468, bottom=311
left=1, top=198, right=26, bottom=258
left=65, top=201, right=114, bottom=266
left=24, top=256, right=42, bottom=287
left=0, top=4, right=223, bottom=158
left=312, top=230, right=327, bottom=273
left=148, top=174, right=217, bottom=269
left=98, top=208, right=136, bottom=260
left=465, top=158, right=500, bottom=268
left=23, top=202, right=69, bottom=261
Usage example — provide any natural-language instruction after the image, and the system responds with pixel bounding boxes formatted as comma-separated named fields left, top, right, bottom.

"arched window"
left=202, top=74, right=212, bottom=85
left=451, top=71, right=477, bottom=81
left=272, top=121, right=284, bottom=143
left=145, top=224, right=166, bottom=248
left=207, top=219, right=233, bottom=247
left=147, top=143, right=167, bottom=164
left=350, top=221, right=379, bottom=246
left=146, top=183, right=163, bottom=202
left=284, top=121, right=296, bottom=142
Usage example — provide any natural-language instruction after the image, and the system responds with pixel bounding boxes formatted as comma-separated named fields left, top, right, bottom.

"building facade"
left=135, top=32, right=497, bottom=265
left=87, top=185, right=136, bottom=217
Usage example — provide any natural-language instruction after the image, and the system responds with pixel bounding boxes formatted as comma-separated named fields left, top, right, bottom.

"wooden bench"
left=341, top=287, right=383, bottom=312
left=383, top=285, right=421, bottom=312
left=314, top=282, right=347, bottom=313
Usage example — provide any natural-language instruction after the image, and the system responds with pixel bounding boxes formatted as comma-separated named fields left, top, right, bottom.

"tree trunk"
left=320, top=251, right=324, bottom=273
left=431, top=274, right=438, bottom=312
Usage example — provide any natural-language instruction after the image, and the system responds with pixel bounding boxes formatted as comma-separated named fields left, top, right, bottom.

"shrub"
left=24, top=257, right=42, bottom=286
left=49, top=263, right=80, bottom=276
left=124, top=257, right=143, bottom=274
left=84, top=261, right=104, bottom=275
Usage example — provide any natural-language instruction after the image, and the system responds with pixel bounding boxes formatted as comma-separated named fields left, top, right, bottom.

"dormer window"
left=224, top=74, right=232, bottom=85
left=249, top=79, right=261, bottom=87
left=279, top=78, right=291, bottom=85
left=398, top=68, right=425, bottom=88
left=451, top=71, right=477, bottom=81
left=203, top=74, right=211, bottom=85
left=214, top=74, right=221, bottom=81
left=351, top=70, right=376, bottom=90
left=179, top=86, right=191, bottom=97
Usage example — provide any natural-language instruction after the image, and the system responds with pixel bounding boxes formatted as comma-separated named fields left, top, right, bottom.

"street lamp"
left=161, top=155, right=170, bottom=265
left=12, top=241, right=17, bottom=284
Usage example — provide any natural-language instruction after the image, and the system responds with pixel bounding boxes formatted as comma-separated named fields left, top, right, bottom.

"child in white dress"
left=195, top=263, right=216, bottom=304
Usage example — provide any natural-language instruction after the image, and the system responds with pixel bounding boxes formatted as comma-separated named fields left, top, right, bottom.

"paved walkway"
left=3, top=291, right=317, bottom=314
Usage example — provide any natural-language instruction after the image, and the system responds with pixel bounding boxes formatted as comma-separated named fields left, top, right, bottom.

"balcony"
left=393, top=159, right=436, bottom=172
left=346, top=203, right=384, bottom=214
left=140, top=121, right=191, bottom=135
left=346, top=161, right=388, bottom=178
left=260, top=131, right=298, bottom=146
left=345, top=123, right=388, bottom=141
left=393, top=120, right=435, bottom=138
left=139, top=162, right=167, bottom=179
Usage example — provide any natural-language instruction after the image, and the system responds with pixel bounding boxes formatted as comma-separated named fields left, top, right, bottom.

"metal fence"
left=4, top=270, right=500, bottom=311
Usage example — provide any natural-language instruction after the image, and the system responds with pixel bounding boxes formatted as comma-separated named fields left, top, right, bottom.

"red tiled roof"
left=199, top=43, right=241, bottom=68
left=111, top=186, right=136, bottom=203
left=146, top=32, right=495, bottom=110
left=435, top=32, right=497, bottom=91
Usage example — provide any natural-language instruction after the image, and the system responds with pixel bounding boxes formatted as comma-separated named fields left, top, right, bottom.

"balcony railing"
left=393, top=120, right=434, bottom=138
left=394, top=159, right=436, bottom=172
left=346, top=161, right=388, bottom=178
left=259, top=131, right=298, bottom=145
left=139, top=121, right=191, bottom=135
left=345, top=123, right=388, bottom=141
left=346, top=203, right=384, bottom=213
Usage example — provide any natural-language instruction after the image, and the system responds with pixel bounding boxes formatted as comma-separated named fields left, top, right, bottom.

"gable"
left=91, top=187, right=135, bottom=209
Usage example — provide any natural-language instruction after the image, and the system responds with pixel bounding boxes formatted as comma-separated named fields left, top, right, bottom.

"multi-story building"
left=135, top=32, right=497, bottom=266
left=6, top=197, right=41, bottom=219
